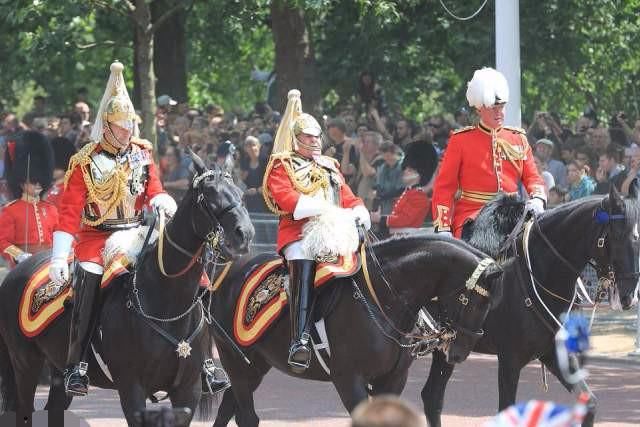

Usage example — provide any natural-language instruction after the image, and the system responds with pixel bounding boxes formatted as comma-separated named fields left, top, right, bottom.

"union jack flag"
left=486, top=394, right=589, bottom=427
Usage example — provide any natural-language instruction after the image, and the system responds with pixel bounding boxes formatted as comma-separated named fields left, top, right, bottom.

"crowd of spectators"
left=2, top=78, right=640, bottom=227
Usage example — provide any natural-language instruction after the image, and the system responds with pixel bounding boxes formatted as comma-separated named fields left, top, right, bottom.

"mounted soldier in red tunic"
left=432, top=67, right=546, bottom=238
left=263, top=89, right=371, bottom=372
left=0, top=131, right=58, bottom=268
left=48, top=61, right=178, bottom=396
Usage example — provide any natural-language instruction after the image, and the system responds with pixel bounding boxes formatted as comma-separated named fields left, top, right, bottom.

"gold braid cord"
left=262, top=152, right=331, bottom=215
left=64, top=141, right=129, bottom=227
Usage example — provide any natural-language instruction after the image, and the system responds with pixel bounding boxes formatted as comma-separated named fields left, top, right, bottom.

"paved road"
left=34, top=354, right=639, bottom=426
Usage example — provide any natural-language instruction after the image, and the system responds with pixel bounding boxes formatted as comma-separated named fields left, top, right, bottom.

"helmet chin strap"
left=294, top=135, right=321, bottom=157
left=103, top=121, right=131, bottom=152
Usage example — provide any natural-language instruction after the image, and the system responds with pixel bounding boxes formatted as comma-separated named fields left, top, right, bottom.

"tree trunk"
left=152, top=0, right=188, bottom=103
left=270, top=0, right=320, bottom=113
left=133, top=0, right=157, bottom=151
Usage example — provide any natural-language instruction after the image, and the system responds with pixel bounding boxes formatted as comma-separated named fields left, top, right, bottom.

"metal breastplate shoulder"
left=84, top=146, right=151, bottom=229
left=290, top=154, right=341, bottom=205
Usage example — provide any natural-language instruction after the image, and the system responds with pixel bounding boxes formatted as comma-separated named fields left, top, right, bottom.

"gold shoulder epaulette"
left=504, top=125, right=527, bottom=134
left=130, top=137, right=153, bottom=150
left=64, top=142, right=98, bottom=187
left=452, top=126, right=474, bottom=135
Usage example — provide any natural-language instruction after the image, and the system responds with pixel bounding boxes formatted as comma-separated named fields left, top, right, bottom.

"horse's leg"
left=213, top=388, right=238, bottom=427
left=220, top=352, right=269, bottom=427
left=10, top=352, right=44, bottom=426
left=422, top=351, right=455, bottom=427
left=539, top=352, right=596, bottom=427
left=0, top=334, right=17, bottom=413
left=168, top=380, right=199, bottom=425
left=370, top=352, right=411, bottom=396
left=228, top=373, right=265, bottom=427
left=116, top=381, right=147, bottom=426
left=44, top=363, right=73, bottom=411
left=332, top=373, right=369, bottom=413
left=370, top=368, right=409, bottom=397
left=497, top=355, right=522, bottom=411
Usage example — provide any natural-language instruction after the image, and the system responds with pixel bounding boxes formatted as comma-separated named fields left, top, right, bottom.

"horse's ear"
left=608, top=184, right=625, bottom=211
left=187, top=146, right=206, bottom=176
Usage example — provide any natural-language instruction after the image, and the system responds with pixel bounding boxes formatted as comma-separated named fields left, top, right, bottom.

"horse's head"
left=186, top=148, right=255, bottom=256
left=593, top=186, right=640, bottom=310
left=441, top=255, right=504, bottom=364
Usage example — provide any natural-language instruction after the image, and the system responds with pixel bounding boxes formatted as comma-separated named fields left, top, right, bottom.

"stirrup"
left=64, top=362, right=89, bottom=397
left=288, top=338, right=312, bottom=373
left=202, top=359, right=230, bottom=395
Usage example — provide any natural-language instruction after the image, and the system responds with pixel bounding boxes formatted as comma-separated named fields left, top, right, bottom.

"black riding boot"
left=287, top=259, right=315, bottom=373
left=201, top=358, right=231, bottom=394
left=64, top=266, right=102, bottom=397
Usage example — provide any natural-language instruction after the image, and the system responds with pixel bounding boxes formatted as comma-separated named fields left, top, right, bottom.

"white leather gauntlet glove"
left=351, top=205, right=371, bottom=230
left=293, top=195, right=331, bottom=220
left=150, top=193, right=178, bottom=218
left=49, top=231, right=73, bottom=285
left=525, top=197, right=545, bottom=215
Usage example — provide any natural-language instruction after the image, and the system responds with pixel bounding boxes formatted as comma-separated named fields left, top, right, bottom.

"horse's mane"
left=372, top=230, right=489, bottom=260
left=465, top=192, right=640, bottom=260
left=464, top=193, right=524, bottom=258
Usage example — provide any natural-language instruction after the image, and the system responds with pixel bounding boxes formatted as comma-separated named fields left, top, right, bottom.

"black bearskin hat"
left=51, top=136, right=77, bottom=171
left=5, top=131, right=54, bottom=199
left=401, top=141, right=438, bottom=186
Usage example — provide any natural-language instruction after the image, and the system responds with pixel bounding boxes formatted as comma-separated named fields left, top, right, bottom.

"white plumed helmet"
left=466, top=67, right=509, bottom=109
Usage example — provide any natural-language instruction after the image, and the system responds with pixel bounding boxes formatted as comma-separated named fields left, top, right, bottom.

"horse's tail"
left=196, top=391, right=218, bottom=421
left=0, top=333, right=17, bottom=412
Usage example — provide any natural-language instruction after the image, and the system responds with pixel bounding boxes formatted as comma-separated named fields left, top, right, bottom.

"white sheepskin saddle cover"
left=301, top=206, right=359, bottom=259
left=102, top=226, right=159, bottom=267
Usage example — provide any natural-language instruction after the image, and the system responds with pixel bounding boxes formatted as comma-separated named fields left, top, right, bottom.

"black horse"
left=0, top=152, right=255, bottom=426
left=209, top=233, right=505, bottom=427
left=422, top=187, right=640, bottom=427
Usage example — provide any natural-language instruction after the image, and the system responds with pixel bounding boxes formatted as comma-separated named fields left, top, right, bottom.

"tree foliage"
left=1, top=0, right=639, bottom=125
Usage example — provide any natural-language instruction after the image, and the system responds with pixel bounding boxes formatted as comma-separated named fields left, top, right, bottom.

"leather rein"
left=156, top=169, right=239, bottom=278
left=359, top=234, right=495, bottom=343
left=513, top=200, right=639, bottom=332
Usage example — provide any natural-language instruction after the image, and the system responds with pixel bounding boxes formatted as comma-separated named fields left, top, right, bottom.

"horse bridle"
left=158, top=169, right=240, bottom=277
left=529, top=200, right=640, bottom=300
left=361, top=237, right=494, bottom=343
left=436, top=257, right=494, bottom=340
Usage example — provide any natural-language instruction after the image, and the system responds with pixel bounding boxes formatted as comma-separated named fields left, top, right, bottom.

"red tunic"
left=381, top=187, right=430, bottom=232
left=0, top=198, right=59, bottom=267
left=45, top=182, right=64, bottom=209
left=266, top=157, right=364, bottom=253
left=56, top=142, right=165, bottom=265
left=432, top=123, right=546, bottom=237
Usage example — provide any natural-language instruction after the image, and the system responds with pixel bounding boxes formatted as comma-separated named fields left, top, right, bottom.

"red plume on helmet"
left=5, top=131, right=54, bottom=199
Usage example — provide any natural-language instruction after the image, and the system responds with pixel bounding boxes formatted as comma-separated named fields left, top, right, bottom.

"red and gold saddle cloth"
left=18, top=253, right=210, bottom=338
left=233, top=253, right=360, bottom=346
